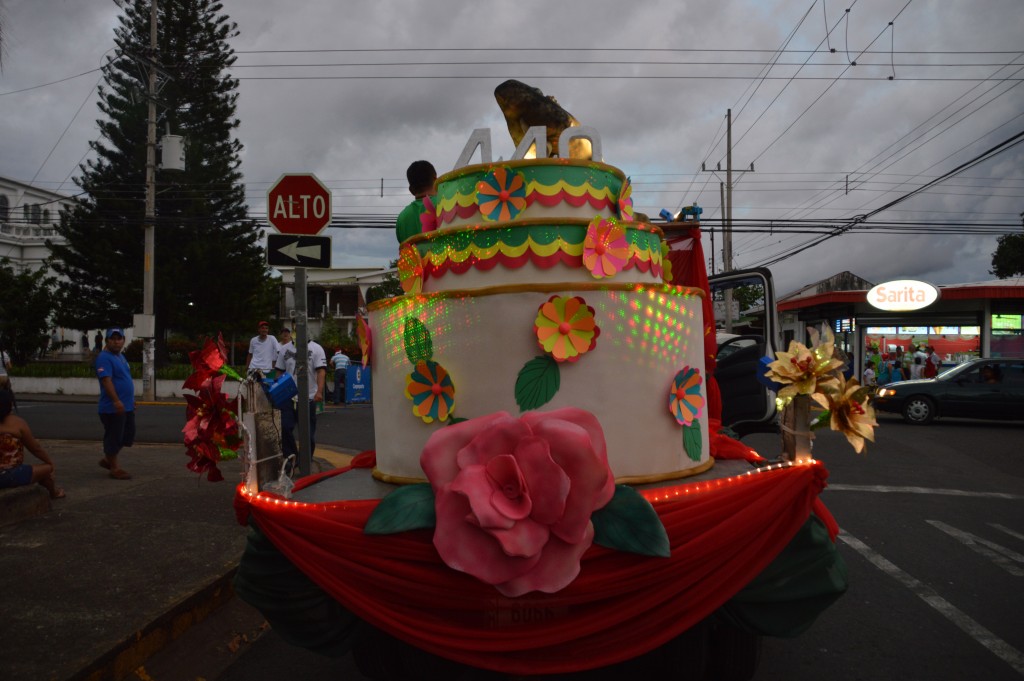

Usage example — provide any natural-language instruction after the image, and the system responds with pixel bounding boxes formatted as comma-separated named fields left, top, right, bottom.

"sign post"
left=267, top=173, right=332, bottom=476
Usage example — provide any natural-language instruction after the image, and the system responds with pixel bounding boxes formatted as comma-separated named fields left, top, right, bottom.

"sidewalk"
left=0, top=435, right=352, bottom=681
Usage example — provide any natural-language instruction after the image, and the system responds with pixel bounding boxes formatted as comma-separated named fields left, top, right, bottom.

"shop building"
left=777, top=272, right=1024, bottom=374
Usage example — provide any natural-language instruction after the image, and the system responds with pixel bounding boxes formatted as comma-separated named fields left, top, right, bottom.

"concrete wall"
left=12, top=377, right=187, bottom=400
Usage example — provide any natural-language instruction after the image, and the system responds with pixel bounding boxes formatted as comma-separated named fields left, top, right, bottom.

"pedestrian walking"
left=96, top=328, right=135, bottom=480
left=275, top=333, right=327, bottom=464
left=331, top=347, right=350, bottom=404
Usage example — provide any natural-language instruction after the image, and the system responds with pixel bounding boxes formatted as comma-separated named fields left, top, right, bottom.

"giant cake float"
left=366, top=86, right=710, bottom=485
left=227, top=81, right=852, bottom=676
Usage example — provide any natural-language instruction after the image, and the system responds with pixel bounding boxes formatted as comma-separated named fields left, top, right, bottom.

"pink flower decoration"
left=420, top=409, right=615, bottom=597
left=420, top=195, right=438, bottom=233
left=583, top=217, right=629, bottom=279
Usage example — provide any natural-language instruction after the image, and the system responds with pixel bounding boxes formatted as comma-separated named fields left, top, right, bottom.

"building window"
left=30, top=204, right=42, bottom=224
left=0, top=195, right=8, bottom=222
left=43, top=208, right=51, bottom=225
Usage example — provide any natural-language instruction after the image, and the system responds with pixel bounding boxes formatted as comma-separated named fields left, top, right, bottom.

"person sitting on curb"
left=0, top=388, right=64, bottom=499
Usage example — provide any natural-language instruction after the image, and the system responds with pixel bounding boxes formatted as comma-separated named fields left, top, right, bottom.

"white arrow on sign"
left=278, top=239, right=326, bottom=262
left=266, top=234, right=332, bottom=269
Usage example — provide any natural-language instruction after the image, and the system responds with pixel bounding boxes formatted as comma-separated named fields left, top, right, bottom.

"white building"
left=0, top=176, right=96, bottom=356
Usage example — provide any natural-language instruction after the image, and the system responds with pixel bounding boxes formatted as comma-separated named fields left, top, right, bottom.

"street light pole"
left=141, top=0, right=157, bottom=401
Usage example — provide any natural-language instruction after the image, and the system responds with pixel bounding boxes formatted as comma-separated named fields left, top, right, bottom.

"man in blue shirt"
left=96, top=327, right=135, bottom=480
left=331, top=348, right=351, bottom=404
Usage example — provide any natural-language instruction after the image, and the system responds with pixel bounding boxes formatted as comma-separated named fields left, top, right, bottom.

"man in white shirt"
left=245, top=321, right=279, bottom=376
left=275, top=331, right=327, bottom=464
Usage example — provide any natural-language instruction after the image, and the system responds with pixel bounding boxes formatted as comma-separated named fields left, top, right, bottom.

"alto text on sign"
left=266, top=173, right=332, bottom=235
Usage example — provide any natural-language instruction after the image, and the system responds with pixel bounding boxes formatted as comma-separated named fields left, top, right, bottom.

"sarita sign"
left=867, top=280, right=940, bottom=312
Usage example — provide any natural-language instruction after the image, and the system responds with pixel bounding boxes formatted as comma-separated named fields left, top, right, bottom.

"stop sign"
left=267, top=173, right=332, bottom=235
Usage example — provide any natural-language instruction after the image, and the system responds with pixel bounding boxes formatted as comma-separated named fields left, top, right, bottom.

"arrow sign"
left=267, top=234, right=332, bottom=269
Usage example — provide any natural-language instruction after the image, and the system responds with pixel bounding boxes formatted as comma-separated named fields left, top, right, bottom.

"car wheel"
left=902, top=396, right=935, bottom=424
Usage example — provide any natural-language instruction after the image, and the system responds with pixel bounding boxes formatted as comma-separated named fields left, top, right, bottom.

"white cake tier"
left=367, top=282, right=710, bottom=484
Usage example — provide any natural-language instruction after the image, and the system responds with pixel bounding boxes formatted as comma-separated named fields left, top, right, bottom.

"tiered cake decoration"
left=366, top=81, right=711, bottom=484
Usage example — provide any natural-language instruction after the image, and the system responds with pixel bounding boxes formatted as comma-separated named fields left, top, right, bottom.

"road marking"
left=992, top=524, right=1024, bottom=543
left=827, top=484, right=1023, bottom=500
left=926, top=520, right=1024, bottom=577
left=839, top=531, right=1024, bottom=676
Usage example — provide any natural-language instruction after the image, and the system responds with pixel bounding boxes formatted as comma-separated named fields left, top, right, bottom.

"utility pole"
left=700, top=109, right=754, bottom=331
left=141, top=0, right=158, bottom=401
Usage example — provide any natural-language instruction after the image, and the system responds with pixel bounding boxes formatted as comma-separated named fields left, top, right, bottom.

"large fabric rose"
left=420, top=408, right=615, bottom=597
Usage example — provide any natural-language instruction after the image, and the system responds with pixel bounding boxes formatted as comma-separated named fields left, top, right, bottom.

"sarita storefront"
left=777, top=278, right=1024, bottom=375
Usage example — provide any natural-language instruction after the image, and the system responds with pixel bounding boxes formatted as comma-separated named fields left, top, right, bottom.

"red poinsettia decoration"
left=182, top=333, right=243, bottom=481
left=183, top=373, right=240, bottom=482
left=182, top=333, right=242, bottom=391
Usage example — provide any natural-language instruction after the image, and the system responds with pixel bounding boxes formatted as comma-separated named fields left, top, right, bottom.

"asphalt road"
left=25, top=399, right=1024, bottom=680
left=16, top=399, right=377, bottom=452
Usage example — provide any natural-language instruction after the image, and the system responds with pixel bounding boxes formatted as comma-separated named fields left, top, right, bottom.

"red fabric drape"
left=235, top=459, right=829, bottom=674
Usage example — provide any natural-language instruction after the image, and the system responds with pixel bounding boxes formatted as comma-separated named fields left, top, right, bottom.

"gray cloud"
left=2, top=0, right=1021, bottom=292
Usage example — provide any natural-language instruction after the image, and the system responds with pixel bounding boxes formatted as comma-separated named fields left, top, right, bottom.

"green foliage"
left=592, top=485, right=671, bottom=557
left=990, top=233, right=1024, bottom=278
left=0, top=259, right=60, bottom=365
left=364, top=484, right=437, bottom=534
left=515, top=355, right=560, bottom=411
left=48, top=0, right=276, bottom=360
left=365, top=259, right=403, bottom=304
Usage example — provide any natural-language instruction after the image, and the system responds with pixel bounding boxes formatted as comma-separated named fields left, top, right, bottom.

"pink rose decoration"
left=420, top=408, right=615, bottom=597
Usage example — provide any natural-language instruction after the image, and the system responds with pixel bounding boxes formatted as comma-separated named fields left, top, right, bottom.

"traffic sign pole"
left=266, top=173, right=332, bottom=477
left=295, top=267, right=311, bottom=477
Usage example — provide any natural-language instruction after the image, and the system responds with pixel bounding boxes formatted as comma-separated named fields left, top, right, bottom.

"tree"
left=50, top=0, right=276, bottom=363
left=0, top=259, right=59, bottom=364
left=990, top=233, right=1024, bottom=279
left=365, top=260, right=403, bottom=304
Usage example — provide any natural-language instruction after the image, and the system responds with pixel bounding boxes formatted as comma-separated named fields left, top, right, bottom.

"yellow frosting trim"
left=367, top=281, right=706, bottom=312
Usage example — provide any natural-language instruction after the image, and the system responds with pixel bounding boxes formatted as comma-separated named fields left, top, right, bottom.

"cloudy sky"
left=2, top=0, right=1022, bottom=295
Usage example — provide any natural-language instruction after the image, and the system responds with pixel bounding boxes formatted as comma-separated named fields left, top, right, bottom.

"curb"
left=69, top=569, right=239, bottom=681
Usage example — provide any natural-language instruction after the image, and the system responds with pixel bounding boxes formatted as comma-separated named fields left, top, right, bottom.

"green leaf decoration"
left=219, top=364, right=245, bottom=382
left=592, top=485, right=670, bottom=557
left=683, top=422, right=703, bottom=462
left=403, top=317, right=433, bottom=364
left=447, top=416, right=468, bottom=425
left=810, top=410, right=832, bottom=431
left=364, top=483, right=436, bottom=535
left=515, top=355, right=561, bottom=412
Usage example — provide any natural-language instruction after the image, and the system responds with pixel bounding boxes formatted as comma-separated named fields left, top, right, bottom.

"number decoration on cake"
left=583, top=217, right=629, bottom=279
left=668, top=366, right=705, bottom=427
left=477, top=167, right=528, bottom=222
left=398, top=243, right=424, bottom=294
left=534, top=295, right=600, bottom=363
left=617, top=176, right=634, bottom=222
left=405, top=359, right=455, bottom=424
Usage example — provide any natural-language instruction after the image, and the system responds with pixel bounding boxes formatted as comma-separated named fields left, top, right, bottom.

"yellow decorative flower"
left=812, top=377, right=877, bottom=453
left=764, top=327, right=845, bottom=399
